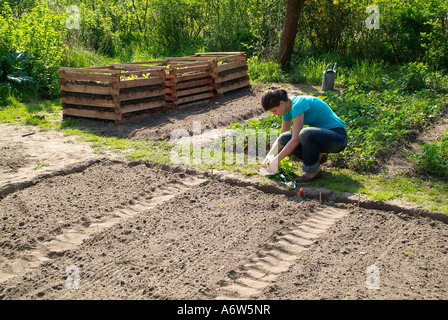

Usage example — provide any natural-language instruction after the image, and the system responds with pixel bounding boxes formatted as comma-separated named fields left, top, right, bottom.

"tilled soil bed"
left=0, top=160, right=447, bottom=300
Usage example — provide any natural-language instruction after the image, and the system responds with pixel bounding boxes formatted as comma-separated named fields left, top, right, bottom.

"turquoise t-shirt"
left=282, top=96, right=345, bottom=129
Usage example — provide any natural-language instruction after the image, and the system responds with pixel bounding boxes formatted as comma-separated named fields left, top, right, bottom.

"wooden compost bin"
left=60, top=65, right=166, bottom=123
left=164, top=58, right=214, bottom=108
left=192, top=52, right=250, bottom=97
left=124, top=59, right=214, bottom=109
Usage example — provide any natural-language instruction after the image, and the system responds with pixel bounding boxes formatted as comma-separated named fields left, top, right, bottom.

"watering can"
left=322, top=62, right=337, bottom=91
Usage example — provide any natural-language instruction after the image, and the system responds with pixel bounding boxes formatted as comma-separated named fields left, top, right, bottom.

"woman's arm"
left=277, top=113, right=303, bottom=162
left=266, top=113, right=304, bottom=173
left=262, top=119, right=291, bottom=165
left=281, top=120, right=291, bottom=134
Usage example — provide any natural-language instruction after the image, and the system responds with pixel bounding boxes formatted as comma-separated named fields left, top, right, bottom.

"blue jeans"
left=278, top=127, right=348, bottom=172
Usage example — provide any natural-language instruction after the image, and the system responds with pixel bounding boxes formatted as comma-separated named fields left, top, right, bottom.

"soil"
left=0, top=85, right=447, bottom=301
left=70, top=87, right=265, bottom=141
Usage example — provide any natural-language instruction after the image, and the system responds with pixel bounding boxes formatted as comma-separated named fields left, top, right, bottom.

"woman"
left=261, top=88, right=348, bottom=181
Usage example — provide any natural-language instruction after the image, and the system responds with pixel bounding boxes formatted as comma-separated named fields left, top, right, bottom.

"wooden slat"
left=120, top=70, right=165, bottom=77
left=119, top=90, right=165, bottom=102
left=111, top=63, right=166, bottom=71
left=213, top=60, right=247, bottom=73
left=176, top=86, right=212, bottom=97
left=215, top=54, right=246, bottom=62
left=167, top=56, right=217, bottom=61
left=121, top=60, right=166, bottom=65
left=60, top=67, right=120, bottom=74
left=170, top=65, right=211, bottom=75
left=165, top=79, right=212, bottom=90
left=177, top=92, right=212, bottom=104
left=61, top=72, right=115, bottom=83
left=194, top=53, right=246, bottom=62
left=120, top=100, right=166, bottom=114
left=175, top=78, right=212, bottom=90
left=119, top=77, right=164, bottom=89
left=63, top=108, right=117, bottom=121
left=62, top=96, right=115, bottom=108
left=167, top=60, right=212, bottom=68
left=61, top=84, right=116, bottom=95
left=166, top=57, right=205, bottom=62
left=216, top=70, right=248, bottom=83
left=216, top=78, right=250, bottom=94
left=194, top=52, right=245, bottom=56
left=174, top=72, right=211, bottom=83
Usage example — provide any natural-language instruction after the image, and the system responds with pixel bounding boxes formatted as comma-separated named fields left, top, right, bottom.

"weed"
left=33, top=163, right=49, bottom=170
left=410, top=129, right=448, bottom=178
left=296, top=252, right=309, bottom=262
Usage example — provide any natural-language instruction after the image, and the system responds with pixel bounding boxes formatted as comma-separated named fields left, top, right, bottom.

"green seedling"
left=33, top=163, right=49, bottom=170
left=296, top=252, right=309, bottom=262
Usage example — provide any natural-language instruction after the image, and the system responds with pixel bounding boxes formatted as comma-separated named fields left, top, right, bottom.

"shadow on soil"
left=61, top=88, right=259, bottom=141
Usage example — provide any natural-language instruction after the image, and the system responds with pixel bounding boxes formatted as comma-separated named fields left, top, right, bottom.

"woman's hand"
left=266, top=156, right=279, bottom=174
left=260, top=156, right=278, bottom=175
left=260, top=154, right=277, bottom=175
left=262, top=154, right=271, bottom=166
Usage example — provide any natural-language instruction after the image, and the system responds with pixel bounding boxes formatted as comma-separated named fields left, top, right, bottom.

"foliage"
left=0, top=93, right=61, bottom=129
left=322, top=88, right=447, bottom=171
left=0, top=1, right=67, bottom=100
left=1, top=0, right=448, bottom=103
left=0, top=50, right=36, bottom=100
left=410, top=129, right=448, bottom=178
left=297, top=0, right=448, bottom=69
left=247, top=56, right=287, bottom=83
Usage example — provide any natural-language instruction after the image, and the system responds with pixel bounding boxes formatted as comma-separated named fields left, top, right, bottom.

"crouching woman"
left=261, top=88, right=348, bottom=181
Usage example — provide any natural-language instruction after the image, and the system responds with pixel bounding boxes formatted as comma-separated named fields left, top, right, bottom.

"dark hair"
left=261, top=87, right=289, bottom=111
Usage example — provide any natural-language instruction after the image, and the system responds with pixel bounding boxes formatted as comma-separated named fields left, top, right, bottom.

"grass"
left=336, top=169, right=448, bottom=214
left=62, top=128, right=173, bottom=164
left=0, top=95, right=62, bottom=130
left=266, top=160, right=448, bottom=215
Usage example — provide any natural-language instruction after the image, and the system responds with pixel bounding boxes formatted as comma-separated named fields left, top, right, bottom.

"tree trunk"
left=278, top=0, right=306, bottom=68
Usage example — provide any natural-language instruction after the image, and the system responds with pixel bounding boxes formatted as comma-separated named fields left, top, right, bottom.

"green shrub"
left=0, top=50, right=37, bottom=101
left=0, top=2, right=14, bottom=57
left=398, top=62, right=428, bottom=93
left=247, top=56, right=287, bottom=83
left=0, top=2, right=67, bottom=100
left=322, top=88, right=447, bottom=171
left=410, top=129, right=448, bottom=178
left=336, top=60, right=393, bottom=91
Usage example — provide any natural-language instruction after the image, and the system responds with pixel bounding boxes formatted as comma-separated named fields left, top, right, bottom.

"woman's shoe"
left=297, top=169, right=322, bottom=182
